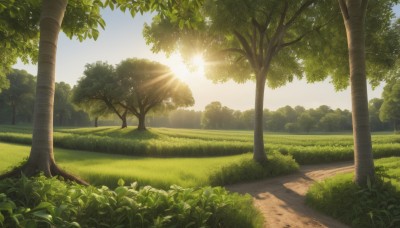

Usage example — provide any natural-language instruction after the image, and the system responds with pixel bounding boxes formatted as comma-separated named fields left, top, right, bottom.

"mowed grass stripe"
left=0, top=142, right=250, bottom=188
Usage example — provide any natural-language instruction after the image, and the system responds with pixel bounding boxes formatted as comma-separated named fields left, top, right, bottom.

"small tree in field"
left=116, top=58, right=194, bottom=131
left=72, top=62, right=130, bottom=128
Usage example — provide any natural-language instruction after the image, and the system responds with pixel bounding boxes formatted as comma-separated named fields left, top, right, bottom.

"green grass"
left=306, top=157, right=400, bottom=228
left=2, top=125, right=400, bottom=164
left=0, top=142, right=252, bottom=188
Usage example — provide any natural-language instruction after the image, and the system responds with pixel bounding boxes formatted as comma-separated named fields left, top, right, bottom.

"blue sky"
left=14, top=6, right=399, bottom=111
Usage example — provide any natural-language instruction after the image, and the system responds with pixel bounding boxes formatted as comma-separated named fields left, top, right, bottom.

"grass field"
left=1, top=125, right=400, bottom=164
left=0, top=142, right=252, bottom=188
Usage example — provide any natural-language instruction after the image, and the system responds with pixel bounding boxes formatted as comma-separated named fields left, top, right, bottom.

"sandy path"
left=226, top=162, right=354, bottom=228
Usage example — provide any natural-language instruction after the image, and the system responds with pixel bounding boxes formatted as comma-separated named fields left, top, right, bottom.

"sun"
left=165, top=53, right=205, bottom=81
left=191, top=54, right=205, bottom=75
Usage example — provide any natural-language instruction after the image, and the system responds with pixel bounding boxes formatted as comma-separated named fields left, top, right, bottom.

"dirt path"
left=226, top=162, right=354, bottom=228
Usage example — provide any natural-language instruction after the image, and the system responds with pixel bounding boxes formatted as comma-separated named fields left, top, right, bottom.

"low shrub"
left=306, top=168, right=400, bottom=228
left=0, top=175, right=264, bottom=227
left=209, top=151, right=299, bottom=186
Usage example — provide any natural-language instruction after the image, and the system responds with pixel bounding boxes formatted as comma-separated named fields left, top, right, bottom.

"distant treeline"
left=0, top=69, right=394, bottom=132
left=146, top=100, right=391, bottom=132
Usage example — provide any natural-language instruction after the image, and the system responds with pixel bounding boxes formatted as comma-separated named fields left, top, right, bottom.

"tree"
left=0, top=0, right=192, bottom=182
left=54, top=82, right=73, bottom=126
left=0, top=0, right=111, bottom=183
left=144, top=0, right=333, bottom=163
left=0, top=1, right=40, bottom=92
left=297, top=113, right=315, bottom=133
left=72, top=62, right=129, bottom=128
left=380, top=79, right=400, bottom=132
left=336, top=0, right=400, bottom=185
left=202, top=101, right=235, bottom=129
left=369, top=98, right=388, bottom=131
left=116, top=58, right=194, bottom=131
left=0, top=69, right=36, bottom=125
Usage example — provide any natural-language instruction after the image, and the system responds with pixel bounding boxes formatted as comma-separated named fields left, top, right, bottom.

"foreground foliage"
left=306, top=157, right=400, bottom=228
left=0, top=175, right=263, bottom=228
left=209, top=152, right=299, bottom=186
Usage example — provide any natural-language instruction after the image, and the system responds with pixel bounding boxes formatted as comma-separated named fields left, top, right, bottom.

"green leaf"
left=32, top=202, right=53, bottom=211
left=0, top=201, right=16, bottom=212
left=92, top=29, right=99, bottom=40
left=118, top=178, right=125, bottom=187
left=32, top=210, right=53, bottom=223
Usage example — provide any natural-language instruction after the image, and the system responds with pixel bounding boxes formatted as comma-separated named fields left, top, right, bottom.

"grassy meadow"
left=1, top=125, right=400, bottom=164
left=0, top=142, right=250, bottom=188
left=1, top=125, right=400, bottom=227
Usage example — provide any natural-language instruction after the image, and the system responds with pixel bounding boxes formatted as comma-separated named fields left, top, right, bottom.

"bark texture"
left=137, top=114, right=146, bottom=131
left=339, top=0, right=374, bottom=185
left=253, top=74, right=267, bottom=162
left=0, top=0, right=87, bottom=185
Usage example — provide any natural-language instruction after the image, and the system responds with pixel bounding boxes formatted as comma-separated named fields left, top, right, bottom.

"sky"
left=14, top=7, right=399, bottom=111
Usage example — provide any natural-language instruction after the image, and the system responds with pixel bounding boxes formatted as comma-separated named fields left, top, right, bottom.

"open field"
left=1, top=125, right=400, bottom=164
left=0, top=142, right=251, bottom=188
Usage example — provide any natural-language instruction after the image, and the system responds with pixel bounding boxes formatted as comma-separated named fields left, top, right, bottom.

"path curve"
left=226, top=162, right=354, bottom=228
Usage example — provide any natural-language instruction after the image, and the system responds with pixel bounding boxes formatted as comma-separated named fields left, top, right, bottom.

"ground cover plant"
left=0, top=172, right=264, bottom=227
left=306, top=157, right=400, bottom=228
left=1, top=125, right=400, bottom=164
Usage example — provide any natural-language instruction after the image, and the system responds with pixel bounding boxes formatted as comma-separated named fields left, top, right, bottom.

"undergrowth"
left=209, top=152, right=299, bottom=186
left=306, top=165, right=400, bottom=228
left=0, top=175, right=264, bottom=228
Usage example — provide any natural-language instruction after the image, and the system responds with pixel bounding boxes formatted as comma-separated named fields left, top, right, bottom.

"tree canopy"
left=72, top=61, right=129, bottom=128
left=143, top=0, right=341, bottom=162
left=0, top=69, right=36, bottom=125
left=380, top=78, right=400, bottom=132
left=116, top=58, right=194, bottom=130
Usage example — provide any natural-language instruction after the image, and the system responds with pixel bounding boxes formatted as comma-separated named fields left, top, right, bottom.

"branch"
left=338, top=0, right=350, bottom=20
left=279, top=34, right=307, bottom=49
left=263, top=3, right=276, bottom=31
left=233, top=30, right=256, bottom=69
left=279, top=16, right=335, bottom=49
left=220, top=48, right=247, bottom=55
left=285, top=0, right=315, bottom=27
left=278, top=0, right=289, bottom=28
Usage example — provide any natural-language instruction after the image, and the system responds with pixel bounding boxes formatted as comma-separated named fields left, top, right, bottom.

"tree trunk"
left=11, top=104, right=16, bottom=125
left=121, top=109, right=128, bottom=128
left=253, top=73, right=267, bottom=163
left=137, top=114, right=146, bottom=131
left=94, top=117, right=98, bottom=127
left=339, top=0, right=374, bottom=186
left=0, top=0, right=87, bottom=185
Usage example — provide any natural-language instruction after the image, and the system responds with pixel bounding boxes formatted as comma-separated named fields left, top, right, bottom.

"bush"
left=0, top=175, right=264, bottom=228
left=209, top=151, right=299, bottom=186
left=306, top=169, right=400, bottom=228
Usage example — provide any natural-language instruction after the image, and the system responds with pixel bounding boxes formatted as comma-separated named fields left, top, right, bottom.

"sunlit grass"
left=1, top=125, right=400, bottom=163
left=307, top=157, right=400, bottom=227
left=0, top=142, right=249, bottom=188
